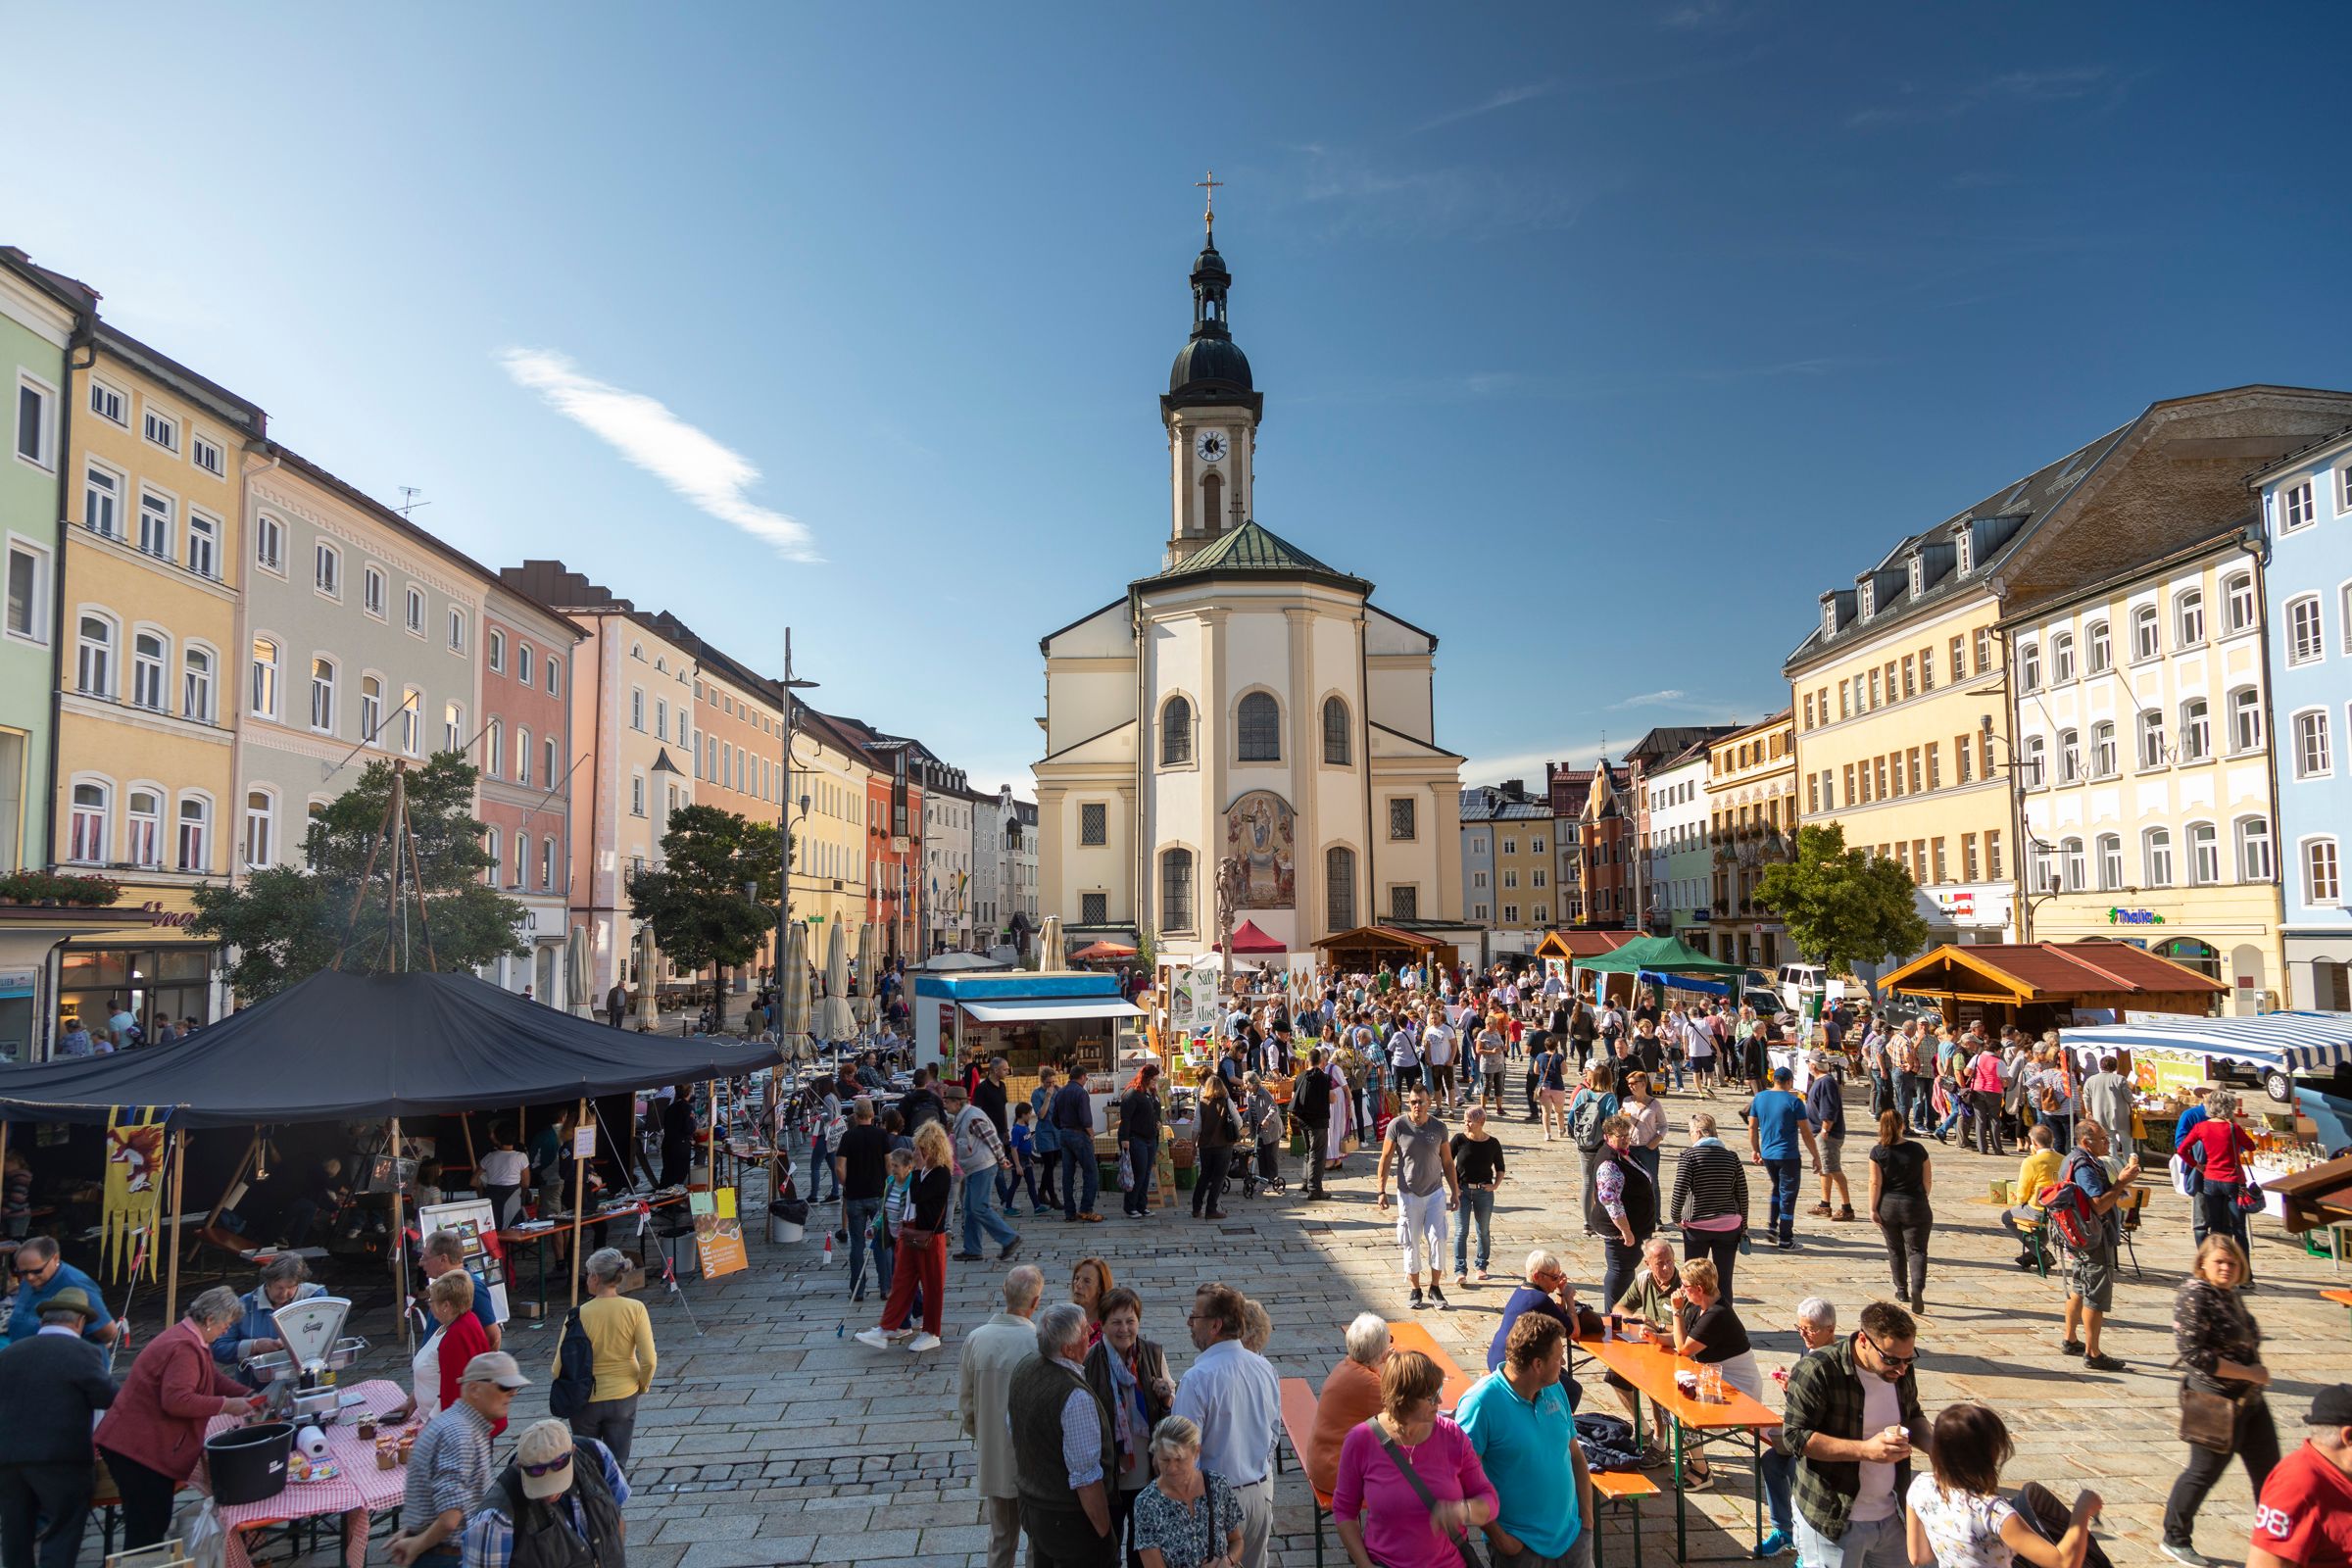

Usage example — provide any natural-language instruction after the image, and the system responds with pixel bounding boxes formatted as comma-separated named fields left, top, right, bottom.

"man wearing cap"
left=0, top=1287, right=116, bottom=1568
left=459, top=1417, right=630, bottom=1568
left=390, top=1352, right=528, bottom=1567
left=2248, top=1385, right=2352, bottom=1568
left=1804, top=1052, right=1854, bottom=1224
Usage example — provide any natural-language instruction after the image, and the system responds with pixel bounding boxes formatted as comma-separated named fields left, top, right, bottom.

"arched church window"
left=1200, top=470, right=1222, bottom=537
left=1237, top=692, right=1280, bottom=761
left=1322, top=697, right=1350, bottom=765
left=1326, top=846, right=1356, bottom=930
left=1160, top=697, right=1193, bottom=766
left=1160, top=848, right=1195, bottom=933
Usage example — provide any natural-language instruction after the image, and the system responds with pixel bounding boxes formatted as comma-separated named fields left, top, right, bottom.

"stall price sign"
left=572, top=1124, right=596, bottom=1160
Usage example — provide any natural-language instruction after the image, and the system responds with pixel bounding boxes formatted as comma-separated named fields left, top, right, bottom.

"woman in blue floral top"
left=1132, top=1415, right=1244, bottom=1568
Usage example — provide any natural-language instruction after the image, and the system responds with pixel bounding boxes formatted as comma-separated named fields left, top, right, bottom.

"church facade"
left=1035, top=229, right=1464, bottom=960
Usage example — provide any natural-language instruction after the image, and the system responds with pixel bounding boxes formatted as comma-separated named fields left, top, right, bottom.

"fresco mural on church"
left=1224, top=789, right=1297, bottom=908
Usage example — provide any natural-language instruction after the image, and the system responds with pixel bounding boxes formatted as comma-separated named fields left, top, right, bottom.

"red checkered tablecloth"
left=203, top=1379, right=413, bottom=1568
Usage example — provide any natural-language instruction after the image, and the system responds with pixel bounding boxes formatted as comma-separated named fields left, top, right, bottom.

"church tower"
left=1161, top=178, right=1263, bottom=567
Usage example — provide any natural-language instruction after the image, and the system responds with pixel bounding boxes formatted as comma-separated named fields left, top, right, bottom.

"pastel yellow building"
left=55, top=322, right=266, bottom=1029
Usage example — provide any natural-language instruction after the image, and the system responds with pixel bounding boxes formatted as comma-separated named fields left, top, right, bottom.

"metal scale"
left=240, top=1295, right=369, bottom=1425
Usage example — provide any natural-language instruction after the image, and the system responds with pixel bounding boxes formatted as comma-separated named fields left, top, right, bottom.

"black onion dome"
left=1168, top=335, right=1253, bottom=396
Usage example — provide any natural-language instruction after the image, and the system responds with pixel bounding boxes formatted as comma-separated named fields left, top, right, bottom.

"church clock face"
left=1195, top=428, right=1229, bottom=464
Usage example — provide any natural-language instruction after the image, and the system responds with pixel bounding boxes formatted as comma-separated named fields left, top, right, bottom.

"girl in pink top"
left=1332, top=1350, right=1497, bottom=1568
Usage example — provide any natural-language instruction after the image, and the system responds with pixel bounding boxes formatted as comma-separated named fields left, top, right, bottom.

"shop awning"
left=2060, top=1012, right=2352, bottom=1075
left=959, top=996, right=1147, bottom=1024
left=1881, top=940, right=2226, bottom=1010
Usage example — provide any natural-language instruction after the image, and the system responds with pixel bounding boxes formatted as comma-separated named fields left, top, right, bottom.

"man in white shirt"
left=1421, top=1008, right=1460, bottom=1106
left=1172, top=1283, right=1283, bottom=1568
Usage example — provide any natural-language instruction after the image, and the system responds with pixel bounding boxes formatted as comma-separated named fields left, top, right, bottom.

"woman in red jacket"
left=95, top=1286, right=267, bottom=1547
left=2180, top=1091, right=2260, bottom=1274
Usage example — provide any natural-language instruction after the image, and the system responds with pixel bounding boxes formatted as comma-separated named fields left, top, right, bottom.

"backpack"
left=548, top=1305, right=597, bottom=1420
left=1571, top=1091, right=1610, bottom=1152
left=2036, top=1074, right=2065, bottom=1117
left=2034, top=1152, right=2101, bottom=1250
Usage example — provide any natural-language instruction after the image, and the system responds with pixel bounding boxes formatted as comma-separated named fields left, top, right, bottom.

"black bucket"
left=205, top=1421, right=294, bottom=1505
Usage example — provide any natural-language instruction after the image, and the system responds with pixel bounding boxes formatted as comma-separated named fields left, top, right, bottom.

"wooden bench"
left=1590, top=1469, right=1660, bottom=1568
left=1276, top=1376, right=1336, bottom=1568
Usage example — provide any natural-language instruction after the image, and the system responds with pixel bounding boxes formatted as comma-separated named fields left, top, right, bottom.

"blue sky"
left=7, top=4, right=2349, bottom=795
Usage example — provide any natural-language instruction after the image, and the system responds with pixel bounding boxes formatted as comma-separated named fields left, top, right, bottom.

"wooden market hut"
left=1312, top=924, right=1446, bottom=978
left=1879, top=939, right=2227, bottom=1034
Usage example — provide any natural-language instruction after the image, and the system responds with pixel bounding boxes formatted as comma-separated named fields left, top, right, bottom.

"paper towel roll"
left=295, top=1424, right=331, bottom=1460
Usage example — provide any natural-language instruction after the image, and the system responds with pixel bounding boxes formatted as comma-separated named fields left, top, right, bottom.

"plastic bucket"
left=206, top=1421, right=295, bottom=1505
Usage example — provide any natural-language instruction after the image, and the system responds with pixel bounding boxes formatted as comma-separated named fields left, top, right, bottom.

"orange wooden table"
left=1577, top=1334, right=1780, bottom=1561
left=2324, top=1288, right=2352, bottom=1333
left=1386, top=1318, right=1479, bottom=1411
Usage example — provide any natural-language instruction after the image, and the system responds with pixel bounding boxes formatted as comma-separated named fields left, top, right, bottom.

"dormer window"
left=1956, top=528, right=1974, bottom=575
left=1822, top=599, right=1837, bottom=637
left=1908, top=556, right=1923, bottom=596
left=1858, top=579, right=1876, bottom=619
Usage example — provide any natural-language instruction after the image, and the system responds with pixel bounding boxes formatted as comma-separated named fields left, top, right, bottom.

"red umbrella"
left=1071, top=940, right=1138, bottom=961
left=1222, top=920, right=1286, bottom=955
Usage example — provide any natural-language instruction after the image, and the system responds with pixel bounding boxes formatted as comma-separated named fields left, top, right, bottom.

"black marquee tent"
left=0, top=968, right=784, bottom=1127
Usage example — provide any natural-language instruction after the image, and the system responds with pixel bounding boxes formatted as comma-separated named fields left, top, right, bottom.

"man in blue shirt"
left=5, top=1237, right=119, bottom=1346
left=1744, top=1066, right=1820, bottom=1250
left=1459, top=1311, right=1592, bottom=1568
left=1484, top=1250, right=1586, bottom=1409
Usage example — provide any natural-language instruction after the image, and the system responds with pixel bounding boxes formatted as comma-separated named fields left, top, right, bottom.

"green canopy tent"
left=1570, top=935, right=1748, bottom=1004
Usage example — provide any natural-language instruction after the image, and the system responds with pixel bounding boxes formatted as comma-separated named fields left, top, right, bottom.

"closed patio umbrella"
left=780, top=923, right=812, bottom=1060
left=855, top=921, right=877, bottom=1029
left=821, top=920, right=856, bottom=1043
left=1039, top=915, right=1062, bottom=973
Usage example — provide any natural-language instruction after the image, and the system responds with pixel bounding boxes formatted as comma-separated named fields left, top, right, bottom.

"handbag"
left=1117, top=1146, right=1135, bottom=1193
left=2234, top=1179, right=2265, bottom=1213
left=1370, top=1420, right=1490, bottom=1568
left=2177, top=1380, right=2248, bottom=1453
left=896, top=1223, right=940, bottom=1248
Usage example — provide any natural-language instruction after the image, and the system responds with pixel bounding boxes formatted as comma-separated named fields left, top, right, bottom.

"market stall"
left=2059, top=1012, right=2352, bottom=1216
left=912, top=971, right=1146, bottom=1086
left=1533, top=929, right=1638, bottom=991
left=0, top=968, right=781, bottom=1324
left=1879, top=939, right=2226, bottom=1036
left=1311, top=924, right=1446, bottom=979
left=1570, top=934, right=1747, bottom=1008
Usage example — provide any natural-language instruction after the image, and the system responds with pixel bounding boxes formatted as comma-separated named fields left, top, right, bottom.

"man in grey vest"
left=958, top=1266, right=1044, bottom=1568
left=1007, top=1303, right=1116, bottom=1567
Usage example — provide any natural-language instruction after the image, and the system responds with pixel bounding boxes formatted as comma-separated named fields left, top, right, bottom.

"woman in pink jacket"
left=95, top=1286, right=267, bottom=1547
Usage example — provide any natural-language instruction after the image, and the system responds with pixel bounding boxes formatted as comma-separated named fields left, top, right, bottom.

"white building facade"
left=1036, top=230, right=1463, bottom=956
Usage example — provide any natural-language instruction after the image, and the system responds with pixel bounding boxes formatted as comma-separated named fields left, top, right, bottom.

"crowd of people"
left=2, top=952, right=2343, bottom=1568
left=904, top=953, right=2346, bottom=1568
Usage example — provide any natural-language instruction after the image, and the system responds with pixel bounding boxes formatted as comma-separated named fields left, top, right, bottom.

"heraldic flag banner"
left=103, top=1109, right=168, bottom=1282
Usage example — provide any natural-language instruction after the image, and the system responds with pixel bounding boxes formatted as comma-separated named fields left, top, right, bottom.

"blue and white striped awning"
left=2060, top=1012, right=2352, bottom=1076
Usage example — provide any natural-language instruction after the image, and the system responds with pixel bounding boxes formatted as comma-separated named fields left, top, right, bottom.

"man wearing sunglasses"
left=4, top=1238, right=120, bottom=1348
left=1778, top=1300, right=1927, bottom=1568
left=457, top=1418, right=631, bottom=1568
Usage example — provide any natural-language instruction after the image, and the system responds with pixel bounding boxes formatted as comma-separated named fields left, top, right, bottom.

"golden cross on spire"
left=1196, top=168, right=1223, bottom=242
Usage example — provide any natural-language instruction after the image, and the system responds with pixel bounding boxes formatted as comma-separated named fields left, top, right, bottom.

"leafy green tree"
left=625, top=804, right=781, bottom=1032
left=192, top=756, right=528, bottom=1002
left=1754, top=823, right=1932, bottom=988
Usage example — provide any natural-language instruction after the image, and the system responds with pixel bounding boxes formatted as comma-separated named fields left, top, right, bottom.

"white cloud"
left=1608, top=688, right=1687, bottom=710
left=1410, top=82, right=1554, bottom=135
left=498, top=348, right=819, bottom=563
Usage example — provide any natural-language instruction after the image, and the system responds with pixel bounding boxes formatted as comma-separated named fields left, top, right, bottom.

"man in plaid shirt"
left=459, top=1419, right=630, bottom=1568
left=1777, top=1300, right=1928, bottom=1568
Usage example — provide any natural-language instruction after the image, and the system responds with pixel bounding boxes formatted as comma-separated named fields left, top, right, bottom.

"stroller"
left=1239, top=1095, right=1287, bottom=1199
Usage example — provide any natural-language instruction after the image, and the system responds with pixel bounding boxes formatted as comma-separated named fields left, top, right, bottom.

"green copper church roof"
left=1135, top=519, right=1372, bottom=596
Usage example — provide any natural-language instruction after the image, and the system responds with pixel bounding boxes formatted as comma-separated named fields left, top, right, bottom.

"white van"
left=1777, top=963, right=1829, bottom=1015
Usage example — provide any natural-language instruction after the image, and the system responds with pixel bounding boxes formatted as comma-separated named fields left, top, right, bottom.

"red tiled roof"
left=1884, top=939, right=2226, bottom=1000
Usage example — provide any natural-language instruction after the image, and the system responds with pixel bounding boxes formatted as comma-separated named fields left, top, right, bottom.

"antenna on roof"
left=397, top=486, right=430, bottom=515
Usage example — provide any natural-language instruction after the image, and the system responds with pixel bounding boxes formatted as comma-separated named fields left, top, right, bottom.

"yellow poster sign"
left=2133, top=1051, right=2211, bottom=1095
left=102, top=1110, right=168, bottom=1282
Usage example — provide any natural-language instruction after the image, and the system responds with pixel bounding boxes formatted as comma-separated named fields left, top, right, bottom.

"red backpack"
left=2033, top=1152, right=2100, bottom=1250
